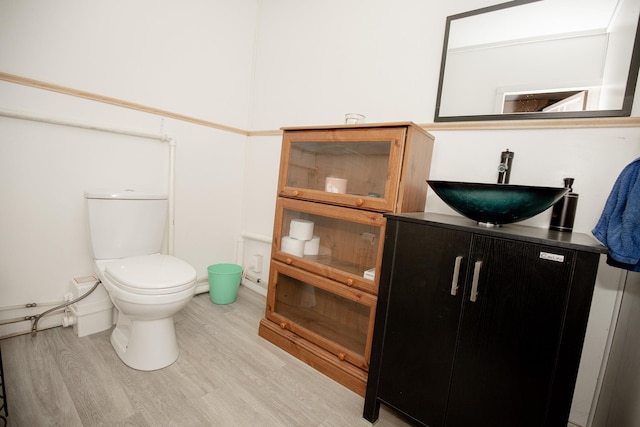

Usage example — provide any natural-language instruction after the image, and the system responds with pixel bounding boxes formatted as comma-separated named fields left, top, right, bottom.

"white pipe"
left=242, top=272, right=267, bottom=296
left=236, top=238, right=245, bottom=267
left=240, top=232, right=272, bottom=244
left=0, top=300, right=66, bottom=312
left=0, top=107, right=168, bottom=142
left=62, top=313, right=76, bottom=327
left=0, top=107, right=177, bottom=255
left=167, top=137, right=176, bottom=255
left=195, top=279, right=210, bottom=295
left=244, top=270, right=264, bottom=285
left=0, top=105, right=216, bottom=260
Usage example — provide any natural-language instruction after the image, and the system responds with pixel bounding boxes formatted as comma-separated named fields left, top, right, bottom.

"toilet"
left=85, top=189, right=197, bottom=371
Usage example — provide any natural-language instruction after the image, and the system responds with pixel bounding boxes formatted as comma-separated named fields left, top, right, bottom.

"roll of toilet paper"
left=281, top=236, right=305, bottom=257
left=325, top=177, right=348, bottom=194
left=290, top=219, right=315, bottom=241
left=303, top=236, right=321, bottom=256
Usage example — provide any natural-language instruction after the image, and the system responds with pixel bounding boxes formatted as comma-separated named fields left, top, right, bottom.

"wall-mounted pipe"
left=0, top=107, right=168, bottom=141
left=0, top=107, right=176, bottom=255
left=0, top=300, right=65, bottom=313
left=167, top=137, right=176, bottom=255
left=240, top=232, right=272, bottom=244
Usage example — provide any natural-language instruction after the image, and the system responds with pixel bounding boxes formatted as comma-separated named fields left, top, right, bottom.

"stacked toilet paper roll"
left=281, top=236, right=306, bottom=257
left=303, top=236, right=320, bottom=256
left=281, top=219, right=321, bottom=257
left=290, top=219, right=314, bottom=240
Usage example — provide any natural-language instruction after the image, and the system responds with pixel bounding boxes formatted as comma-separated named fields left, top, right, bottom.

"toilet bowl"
left=85, top=189, right=197, bottom=371
left=96, top=254, right=197, bottom=371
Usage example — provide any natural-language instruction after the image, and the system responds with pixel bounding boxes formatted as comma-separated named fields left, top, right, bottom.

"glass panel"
left=286, top=141, right=391, bottom=199
left=281, top=207, right=380, bottom=280
left=275, top=272, right=371, bottom=356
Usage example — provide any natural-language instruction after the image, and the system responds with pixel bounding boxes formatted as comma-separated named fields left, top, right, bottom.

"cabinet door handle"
left=470, top=261, right=482, bottom=302
left=451, top=256, right=463, bottom=296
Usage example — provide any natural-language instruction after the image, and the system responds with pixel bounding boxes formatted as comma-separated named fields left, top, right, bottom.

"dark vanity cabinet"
left=364, top=213, right=606, bottom=427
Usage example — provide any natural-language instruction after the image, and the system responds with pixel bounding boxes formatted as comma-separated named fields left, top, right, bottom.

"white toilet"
left=85, top=189, right=197, bottom=371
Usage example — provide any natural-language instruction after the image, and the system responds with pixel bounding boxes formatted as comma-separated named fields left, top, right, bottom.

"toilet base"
left=110, top=314, right=179, bottom=371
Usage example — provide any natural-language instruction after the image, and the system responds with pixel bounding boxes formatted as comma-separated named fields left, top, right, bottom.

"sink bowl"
left=427, top=180, right=568, bottom=225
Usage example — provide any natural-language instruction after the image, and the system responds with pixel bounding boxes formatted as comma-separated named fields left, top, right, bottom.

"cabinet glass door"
left=273, top=198, right=385, bottom=294
left=267, top=262, right=377, bottom=368
left=278, top=128, right=407, bottom=212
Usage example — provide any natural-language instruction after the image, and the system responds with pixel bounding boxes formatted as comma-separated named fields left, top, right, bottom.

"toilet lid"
left=104, top=254, right=197, bottom=295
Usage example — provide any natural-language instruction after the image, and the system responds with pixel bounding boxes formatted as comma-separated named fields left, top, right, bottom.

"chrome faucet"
left=497, top=149, right=514, bottom=184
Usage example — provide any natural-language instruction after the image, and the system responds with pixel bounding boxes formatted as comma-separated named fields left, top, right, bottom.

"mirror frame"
left=434, top=0, right=640, bottom=122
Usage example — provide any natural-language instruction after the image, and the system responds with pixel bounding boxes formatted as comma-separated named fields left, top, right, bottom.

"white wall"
left=0, top=83, right=166, bottom=308
left=0, top=0, right=257, bottom=130
left=162, top=118, right=247, bottom=277
left=1, top=0, right=639, bottom=425
left=244, top=1, right=640, bottom=426
left=250, top=0, right=493, bottom=128
left=0, top=0, right=256, bottom=333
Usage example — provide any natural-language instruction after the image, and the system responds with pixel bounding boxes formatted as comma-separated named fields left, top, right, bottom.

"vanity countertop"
left=384, top=212, right=607, bottom=254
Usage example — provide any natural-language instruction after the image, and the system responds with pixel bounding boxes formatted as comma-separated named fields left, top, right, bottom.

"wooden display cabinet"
left=259, top=122, right=435, bottom=396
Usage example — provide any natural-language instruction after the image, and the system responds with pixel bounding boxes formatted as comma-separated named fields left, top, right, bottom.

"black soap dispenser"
left=550, top=178, right=579, bottom=232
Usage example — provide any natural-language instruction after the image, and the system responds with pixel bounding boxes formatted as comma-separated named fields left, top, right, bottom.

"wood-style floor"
left=1, top=286, right=411, bottom=426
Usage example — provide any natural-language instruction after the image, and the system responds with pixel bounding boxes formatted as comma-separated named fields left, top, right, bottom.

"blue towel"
left=593, top=158, right=640, bottom=271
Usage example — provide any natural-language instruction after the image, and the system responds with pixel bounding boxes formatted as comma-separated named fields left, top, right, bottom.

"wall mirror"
left=434, top=0, right=640, bottom=122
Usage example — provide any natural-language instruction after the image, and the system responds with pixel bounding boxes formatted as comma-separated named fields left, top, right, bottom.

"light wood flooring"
left=1, top=286, right=412, bottom=426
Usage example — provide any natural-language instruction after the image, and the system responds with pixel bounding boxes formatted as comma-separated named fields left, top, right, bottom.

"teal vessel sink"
left=427, top=181, right=568, bottom=225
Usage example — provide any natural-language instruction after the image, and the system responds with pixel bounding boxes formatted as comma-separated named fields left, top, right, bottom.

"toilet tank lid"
left=84, top=189, right=167, bottom=200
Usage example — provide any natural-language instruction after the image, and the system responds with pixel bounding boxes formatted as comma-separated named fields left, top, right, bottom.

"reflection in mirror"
left=435, top=0, right=640, bottom=121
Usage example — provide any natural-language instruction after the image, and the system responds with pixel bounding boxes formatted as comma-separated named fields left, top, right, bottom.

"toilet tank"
left=85, top=189, right=168, bottom=260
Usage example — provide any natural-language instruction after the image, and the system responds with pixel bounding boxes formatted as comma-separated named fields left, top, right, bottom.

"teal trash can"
left=208, top=263, right=243, bottom=304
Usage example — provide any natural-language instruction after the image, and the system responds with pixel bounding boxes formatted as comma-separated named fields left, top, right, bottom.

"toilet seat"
left=104, top=254, right=196, bottom=295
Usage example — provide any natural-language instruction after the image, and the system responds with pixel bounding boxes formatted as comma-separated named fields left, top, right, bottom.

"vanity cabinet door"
left=445, top=236, right=575, bottom=427
left=375, top=221, right=472, bottom=427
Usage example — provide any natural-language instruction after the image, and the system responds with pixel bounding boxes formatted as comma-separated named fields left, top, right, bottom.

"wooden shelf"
left=259, top=123, right=435, bottom=395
